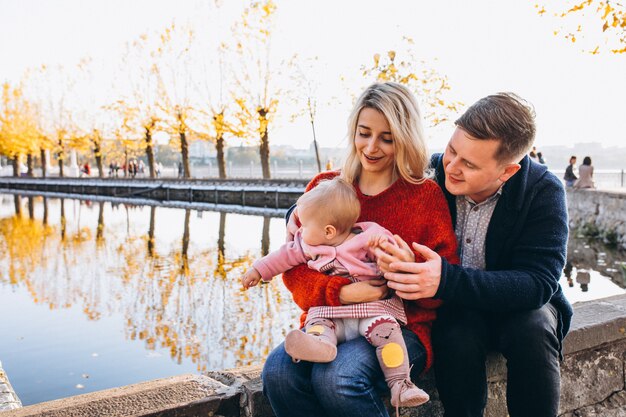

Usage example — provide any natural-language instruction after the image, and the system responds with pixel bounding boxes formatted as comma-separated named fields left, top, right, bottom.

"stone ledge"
left=0, top=374, right=240, bottom=417
left=3, top=295, right=626, bottom=417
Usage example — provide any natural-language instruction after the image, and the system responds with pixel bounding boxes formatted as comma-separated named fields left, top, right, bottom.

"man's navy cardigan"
left=430, top=153, right=573, bottom=345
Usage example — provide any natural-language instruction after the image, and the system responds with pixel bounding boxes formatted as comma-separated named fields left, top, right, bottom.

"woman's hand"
left=286, top=207, right=299, bottom=242
left=339, top=280, right=389, bottom=304
left=371, top=234, right=416, bottom=273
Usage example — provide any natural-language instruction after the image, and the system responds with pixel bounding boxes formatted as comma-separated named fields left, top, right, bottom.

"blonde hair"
left=296, top=177, right=360, bottom=234
left=341, top=82, right=429, bottom=185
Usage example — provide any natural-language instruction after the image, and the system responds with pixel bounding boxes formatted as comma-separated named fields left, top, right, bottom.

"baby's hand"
left=368, top=234, right=391, bottom=250
left=242, top=268, right=262, bottom=289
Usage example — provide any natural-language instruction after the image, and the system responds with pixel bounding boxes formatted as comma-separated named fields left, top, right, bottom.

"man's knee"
left=499, top=305, right=559, bottom=360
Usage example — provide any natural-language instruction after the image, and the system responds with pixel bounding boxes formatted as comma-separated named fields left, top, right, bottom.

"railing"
left=551, top=169, right=626, bottom=189
left=3, top=164, right=625, bottom=189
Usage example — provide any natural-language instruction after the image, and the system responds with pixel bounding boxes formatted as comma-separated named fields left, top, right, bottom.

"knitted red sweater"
left=282, top=171, right=459, bottom=372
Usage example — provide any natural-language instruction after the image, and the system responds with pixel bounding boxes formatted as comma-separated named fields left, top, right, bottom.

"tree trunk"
left=57, top=137, right=65, bottom=177
left=181, top=209, right=190, bottom=273
left=92, top=133, right=103, bottom=178
left=258, top=109, right=271, bottom=179
left=60, top=199, right=66, bottom=240
left=14, top=195, right=21, bottom=217
left=43, top=197, right=49, bottom=225
left=216, top=133, right=226, bottom=179
left=311, top=120, right=322, bottom=173
left=147, top=206, right=156, bottom=258
left=26, top=154, right=34, bottom=177
left=40, top=148, right=47, bottom=178
left=12, top=157, right=19, bottom=177
left=28, top=196, right=35, bottom=219
left=180, top=131, right=190, bottom=178
left=96, top=202, right=104, bottom=241
left=261, top=216, right=271, bottom=256
left=216, top=212, right=226, bottom=279
left=145, top=127, right=156, bottom=178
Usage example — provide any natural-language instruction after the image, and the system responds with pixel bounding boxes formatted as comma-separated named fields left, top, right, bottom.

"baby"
left=242, top=177, right=429, bottom=408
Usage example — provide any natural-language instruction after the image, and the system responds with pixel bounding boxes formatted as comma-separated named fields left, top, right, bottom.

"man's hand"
left=242, top=268, right=262, bottom=289
left=339, top=279, right=389, bottom=304
left=370, top=234, right=416, bottom=273
left=384, top=243, right=442, bottom=300
left=286, top=207, right=299, bottom=242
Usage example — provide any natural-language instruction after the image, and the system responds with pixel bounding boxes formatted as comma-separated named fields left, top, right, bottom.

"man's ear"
left=499, top=163, right=521, bottom=183
left=324, top=225, right=337, bottom=240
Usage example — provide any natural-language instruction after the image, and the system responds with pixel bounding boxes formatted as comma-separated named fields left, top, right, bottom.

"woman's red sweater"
left=281, top=171, right=459, bottom=372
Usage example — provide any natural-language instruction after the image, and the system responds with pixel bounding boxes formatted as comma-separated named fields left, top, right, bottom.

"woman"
left=261, top=82, right=459, bottom=417
left=574, top=156, right=595, bottom=189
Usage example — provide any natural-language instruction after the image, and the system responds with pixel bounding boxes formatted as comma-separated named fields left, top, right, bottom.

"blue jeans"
left=262, top=327, right=426, bottom=417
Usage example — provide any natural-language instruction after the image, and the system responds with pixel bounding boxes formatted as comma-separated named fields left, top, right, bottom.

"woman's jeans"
left=433, top=303, right=561, bottom=417
left=262, top=327, right=426, bottom=417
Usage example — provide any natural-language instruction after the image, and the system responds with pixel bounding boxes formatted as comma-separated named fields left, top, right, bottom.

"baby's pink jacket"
left=252, top=222, right=395, bottom=282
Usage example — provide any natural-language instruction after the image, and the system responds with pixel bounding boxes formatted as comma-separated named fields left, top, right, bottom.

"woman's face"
left=354, top=108, right=395, bottom=178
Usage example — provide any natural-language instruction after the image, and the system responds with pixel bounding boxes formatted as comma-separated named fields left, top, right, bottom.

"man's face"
left=442, top=128, right=520, bottom=203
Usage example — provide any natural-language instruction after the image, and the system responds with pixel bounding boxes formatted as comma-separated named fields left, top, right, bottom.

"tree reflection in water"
left=0, top=196, right=299, bottom=373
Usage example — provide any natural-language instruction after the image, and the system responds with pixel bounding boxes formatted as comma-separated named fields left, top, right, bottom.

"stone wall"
left=567, top=188, right=626, bottom=250
left=4, top=294, right=626, bottom=417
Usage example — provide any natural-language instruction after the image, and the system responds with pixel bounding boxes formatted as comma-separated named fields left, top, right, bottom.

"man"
left=564, top=156, right=578, bottom=187
left=379, top=93, right=573, bottom=417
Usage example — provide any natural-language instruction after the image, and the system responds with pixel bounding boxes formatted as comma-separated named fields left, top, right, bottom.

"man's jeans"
left=433, top=303, right=561, bottom=417
left=262, top=327, right=426, bottom=417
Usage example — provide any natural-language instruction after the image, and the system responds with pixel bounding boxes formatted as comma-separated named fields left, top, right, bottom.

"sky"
left=1, top=0, right=625, bottom=151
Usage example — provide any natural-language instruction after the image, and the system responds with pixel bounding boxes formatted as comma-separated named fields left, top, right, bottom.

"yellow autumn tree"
left=113, top=33, right=166, bottom=178
left=537, top=1, right=626, bottom=54
left=361, top=37, right=463, bottom=127
left=152, top=23, right=199, bottom=179
left=0, top=82, right=41, bottom=177
left=228, top=0, right=280, bottom=179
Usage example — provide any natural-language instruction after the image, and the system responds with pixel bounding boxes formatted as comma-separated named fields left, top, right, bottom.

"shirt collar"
left=463, top=184, right=504, bottom=206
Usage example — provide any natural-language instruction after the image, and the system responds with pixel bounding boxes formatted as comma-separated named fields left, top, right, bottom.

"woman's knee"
left=433, top=309, right=489, bottom=359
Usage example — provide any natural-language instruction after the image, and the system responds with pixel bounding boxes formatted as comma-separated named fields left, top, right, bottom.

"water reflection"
left=1, top=192, right=624, bottom=405
left=561, top=231, right=626, bottom=303
left=0, top=194, right=299, bottom=404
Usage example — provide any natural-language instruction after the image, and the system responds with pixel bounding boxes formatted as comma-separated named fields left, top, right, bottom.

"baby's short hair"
left=296, top=177, right=360, bottom=233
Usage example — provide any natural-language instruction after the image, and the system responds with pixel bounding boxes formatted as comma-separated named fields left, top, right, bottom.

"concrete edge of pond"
left=3, top=294, right=626, bottom=417
left=0, top=360, right=22, bottom=411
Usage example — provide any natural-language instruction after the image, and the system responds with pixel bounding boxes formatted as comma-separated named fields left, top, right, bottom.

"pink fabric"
left=252, top=221, right=407, bottom=324
left=252, top=222, right=393, bottom=282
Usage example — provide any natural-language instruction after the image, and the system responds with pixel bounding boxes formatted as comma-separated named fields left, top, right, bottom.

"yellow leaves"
left=544, top=0, right=626, bottom=54
left=602, top=3, right=614, bottom=20
left=361, top=38, right=463, bottom=127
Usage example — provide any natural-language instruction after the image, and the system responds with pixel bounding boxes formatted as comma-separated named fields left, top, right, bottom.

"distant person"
left=177, top=161, right=183, bottom=178
left=325, top=159, right=333, bottom=171
left=529, top=146, right=538, bottom=162
left=82, top=162, right=91, bottom=176
left=564, top=156, right=578, bottom=187
left=574, top=156, right=595, bottom=189
left=537, top=151, right=546, bottom=165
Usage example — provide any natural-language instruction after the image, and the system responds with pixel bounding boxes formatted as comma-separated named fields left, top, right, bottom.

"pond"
left=0, top=193, right=624, bottom=406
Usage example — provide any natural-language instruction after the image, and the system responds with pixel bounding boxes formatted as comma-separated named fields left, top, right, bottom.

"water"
left=0, top=194, right=299, bottom=405
left=0, top=193, right=624, bottom=406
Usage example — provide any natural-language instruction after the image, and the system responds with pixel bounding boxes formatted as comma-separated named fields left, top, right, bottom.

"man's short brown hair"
left=455, top=93, right=536, bottom=163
